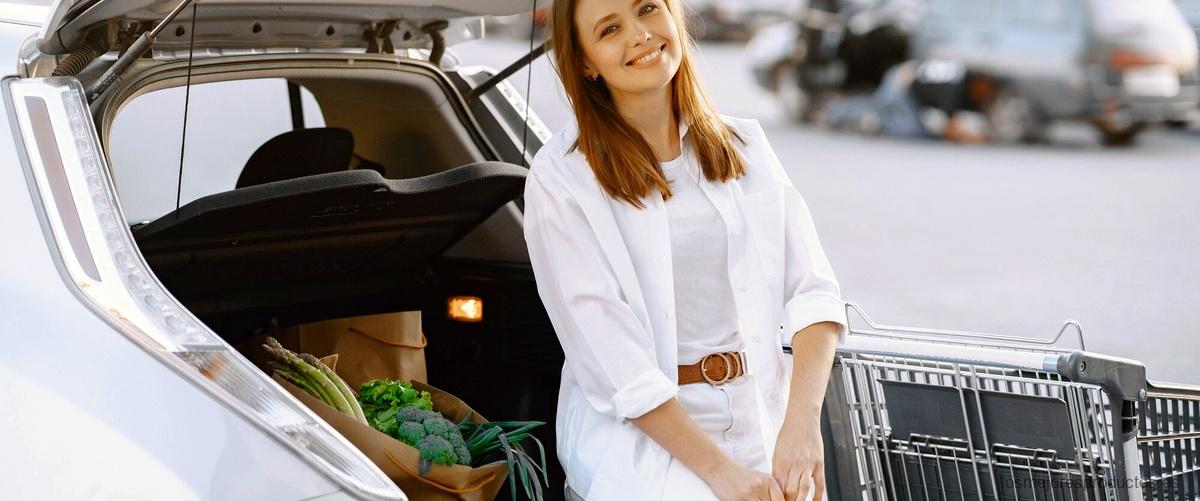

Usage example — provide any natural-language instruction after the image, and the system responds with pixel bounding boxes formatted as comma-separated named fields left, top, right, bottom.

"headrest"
left=237, top=127, right=356, bottom=188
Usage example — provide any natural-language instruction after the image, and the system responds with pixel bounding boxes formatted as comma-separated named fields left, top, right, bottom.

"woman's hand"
left=771, top=413, right=824, bottom=501
left=702, top=458, right=785, bottom=501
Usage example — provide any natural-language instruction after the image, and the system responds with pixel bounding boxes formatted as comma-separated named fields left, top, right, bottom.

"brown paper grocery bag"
left=274, top=356, right=508, bottom=501
left=284, top=311, right=428, bottom=388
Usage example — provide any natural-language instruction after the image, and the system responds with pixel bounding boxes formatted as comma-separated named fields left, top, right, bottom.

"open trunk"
left=89, top=45, right=565, bottom=499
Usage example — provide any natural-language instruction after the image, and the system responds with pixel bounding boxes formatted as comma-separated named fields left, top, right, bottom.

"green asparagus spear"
left=300, top=352, right=367, bottom=424
left=263, top=344, right=353, bottom=416
left=274, top=367, right=326, bottom=401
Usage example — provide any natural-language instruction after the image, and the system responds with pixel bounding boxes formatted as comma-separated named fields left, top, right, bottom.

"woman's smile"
left=627, top=42, right=668, bottom=68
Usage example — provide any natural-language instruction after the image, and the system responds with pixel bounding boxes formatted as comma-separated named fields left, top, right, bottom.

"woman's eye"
left=602, top=25, right=617, bottom=36
left=641, top=3, right=657, bottom=14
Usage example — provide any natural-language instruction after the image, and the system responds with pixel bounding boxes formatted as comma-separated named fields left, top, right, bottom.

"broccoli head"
left=448, top=430, right=466, bottom=448
left=422, top=416, right=459, bottom=441
left=397, top=407, right=438, bottom=425
left=454, top=443, right=472, bottom=466
left=395, top=421, right=427, bottom=446
left=418, top=435, right=458, bottom=467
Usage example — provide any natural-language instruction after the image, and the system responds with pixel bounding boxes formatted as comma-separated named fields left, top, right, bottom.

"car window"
left=925, top=0, right=994, bottom=24
left=1005, top=0, right=1071, bottom=28
left=1179, top=0, right=1200, bottom=26
left=1089, top=0, right=1191, bottom=35
left=108, top=78, right=324, bottom=225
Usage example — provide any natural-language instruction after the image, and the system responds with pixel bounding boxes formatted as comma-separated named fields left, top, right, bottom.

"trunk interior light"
left=5, top=77, right=405, bottom=501
left=447, top=295, right=484, bottom=323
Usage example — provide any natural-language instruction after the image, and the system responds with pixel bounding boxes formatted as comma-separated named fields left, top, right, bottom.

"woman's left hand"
left=771, top=413, right=824, bottom=501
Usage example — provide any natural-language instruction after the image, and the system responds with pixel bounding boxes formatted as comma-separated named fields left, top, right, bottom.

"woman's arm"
left=784, top=321, right=840, bottom=421
left=772, top=322, right=840, bottom=501
left=633, top=398, right=784, bottom=501
left=523, top=168, right=677, bottom=420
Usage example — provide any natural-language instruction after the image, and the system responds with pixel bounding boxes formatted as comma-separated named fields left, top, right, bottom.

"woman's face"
left=573, top=0, right=681, bottom=96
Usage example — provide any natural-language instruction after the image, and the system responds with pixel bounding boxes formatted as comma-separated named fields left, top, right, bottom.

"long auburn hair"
left=547, top=0, right=748, bottom=209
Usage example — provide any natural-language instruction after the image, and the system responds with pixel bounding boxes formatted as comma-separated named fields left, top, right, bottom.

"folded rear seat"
left=133, top=163, right=527, bottom=321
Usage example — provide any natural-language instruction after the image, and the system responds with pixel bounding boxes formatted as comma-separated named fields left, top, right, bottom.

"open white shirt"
left=522, top=112, right=848, bottom=500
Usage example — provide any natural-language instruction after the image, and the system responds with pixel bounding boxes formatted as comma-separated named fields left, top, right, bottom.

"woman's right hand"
left=703, top=458, right=785, bottom=501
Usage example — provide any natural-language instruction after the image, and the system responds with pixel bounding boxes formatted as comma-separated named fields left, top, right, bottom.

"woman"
left=522, top=0, right=850, bottom=499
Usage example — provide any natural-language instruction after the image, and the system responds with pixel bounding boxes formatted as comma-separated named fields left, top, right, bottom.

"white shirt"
left=522, top=112, right=848, bottom=500
left=660, top=150, right=743, bottom=365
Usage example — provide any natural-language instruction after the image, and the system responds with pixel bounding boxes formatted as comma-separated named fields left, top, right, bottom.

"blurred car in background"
left=689, top=0, right=802, bottom=41
left=1177, top=0, right=1200, bottom=123
left=912, top=0, right=1200, bottom=145
left=748, top=0, right=923, bottom=122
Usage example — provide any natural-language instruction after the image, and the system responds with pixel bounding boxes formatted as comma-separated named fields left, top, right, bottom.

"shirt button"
left=751, top=334, right=761, bottom=343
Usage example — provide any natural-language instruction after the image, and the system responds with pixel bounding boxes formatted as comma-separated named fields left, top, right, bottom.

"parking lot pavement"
left=454, top=38, right=1200, bottom=385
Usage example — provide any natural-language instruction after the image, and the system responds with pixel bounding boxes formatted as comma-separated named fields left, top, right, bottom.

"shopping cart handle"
left=1055, top=350, right=1148, bottom=401
left=843, top=301, right=1087, bottom=352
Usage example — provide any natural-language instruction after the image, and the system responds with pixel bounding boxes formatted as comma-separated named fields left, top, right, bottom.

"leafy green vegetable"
left=459, top=420, right=549, bottom=500
left=358, top=379, right=433, bottom=416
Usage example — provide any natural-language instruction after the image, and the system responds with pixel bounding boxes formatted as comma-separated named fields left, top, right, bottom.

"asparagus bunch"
left=263, top=337, right=367, bottom=425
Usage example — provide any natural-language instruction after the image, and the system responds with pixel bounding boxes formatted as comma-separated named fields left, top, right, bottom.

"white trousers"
left=563, top=373, right=771, bottom=501
left=661, top=373, right=771, bottom=500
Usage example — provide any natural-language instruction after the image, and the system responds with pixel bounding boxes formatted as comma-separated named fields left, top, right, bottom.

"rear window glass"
left=108, top=78, right=323, bottom=224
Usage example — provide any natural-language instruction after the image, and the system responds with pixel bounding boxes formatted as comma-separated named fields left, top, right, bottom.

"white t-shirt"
left=660, top=152, right=745, bottom=366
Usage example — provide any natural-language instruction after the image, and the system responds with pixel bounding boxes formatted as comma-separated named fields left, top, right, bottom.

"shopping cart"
left=814, top=302, right=1200, bottom=501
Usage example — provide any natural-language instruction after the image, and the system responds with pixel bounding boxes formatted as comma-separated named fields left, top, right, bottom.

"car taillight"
left=4, top=77, right=405, bottom=501
left=1108, top=50, right=1165, bottom=71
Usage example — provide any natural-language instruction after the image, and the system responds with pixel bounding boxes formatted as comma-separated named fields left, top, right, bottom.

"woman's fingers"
left=768, top=476, right=786, bottom=501
left=783, top=469, right=800, bottom=501
left=798, top=470, right=814, bottom=501
left=812, top=464, right=826, bottom=501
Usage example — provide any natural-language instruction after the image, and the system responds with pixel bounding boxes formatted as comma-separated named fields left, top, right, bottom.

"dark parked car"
left=749, top=0, right=923, bottom=122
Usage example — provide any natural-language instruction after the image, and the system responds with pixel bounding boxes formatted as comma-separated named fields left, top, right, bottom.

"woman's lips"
left=627, top=43, right=667, bottom=67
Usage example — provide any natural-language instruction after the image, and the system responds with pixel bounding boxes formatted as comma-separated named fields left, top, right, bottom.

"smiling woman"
left=532, top=0, right=850, bottom=500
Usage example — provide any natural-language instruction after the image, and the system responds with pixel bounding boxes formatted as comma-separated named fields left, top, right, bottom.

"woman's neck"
left=612, top=85, right=679, bottom=162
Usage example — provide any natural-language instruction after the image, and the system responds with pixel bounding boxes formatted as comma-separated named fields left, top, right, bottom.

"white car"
left=0, top=0, right=554, bottom=498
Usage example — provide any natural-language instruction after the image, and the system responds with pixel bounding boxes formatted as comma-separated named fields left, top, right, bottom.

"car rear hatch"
left=37, top=0, right=549, bottom=56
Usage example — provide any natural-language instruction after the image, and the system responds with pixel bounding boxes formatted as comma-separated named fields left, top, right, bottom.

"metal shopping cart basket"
left=813, top=302, right=1200, bottom=501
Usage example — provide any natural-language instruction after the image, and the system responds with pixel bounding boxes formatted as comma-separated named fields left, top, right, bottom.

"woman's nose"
left=627, top=26, right=651, bottom=46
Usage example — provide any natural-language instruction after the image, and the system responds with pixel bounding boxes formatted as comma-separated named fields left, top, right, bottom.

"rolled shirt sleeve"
left=747, top=120, right=849, bottom=348
left=522, top=164, right=677, bottom=421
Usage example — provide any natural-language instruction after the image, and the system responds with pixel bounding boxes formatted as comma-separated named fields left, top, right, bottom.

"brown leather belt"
left=678, top=351, right=746, bottom=386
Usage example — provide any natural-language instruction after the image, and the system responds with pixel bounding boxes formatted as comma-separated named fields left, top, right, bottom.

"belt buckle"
left=700, top=352, right=733, bottom=386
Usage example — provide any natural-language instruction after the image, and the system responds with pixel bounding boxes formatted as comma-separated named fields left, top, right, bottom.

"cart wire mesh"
left=838, top=352, right=1129, bottom=500
left=1137, top=382, right=1200, bottom=499
left=822, top=303, right=1149, bottom=501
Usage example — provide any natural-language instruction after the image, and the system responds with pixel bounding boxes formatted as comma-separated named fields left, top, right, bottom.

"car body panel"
left=0, top=18, right=347, bottom=499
